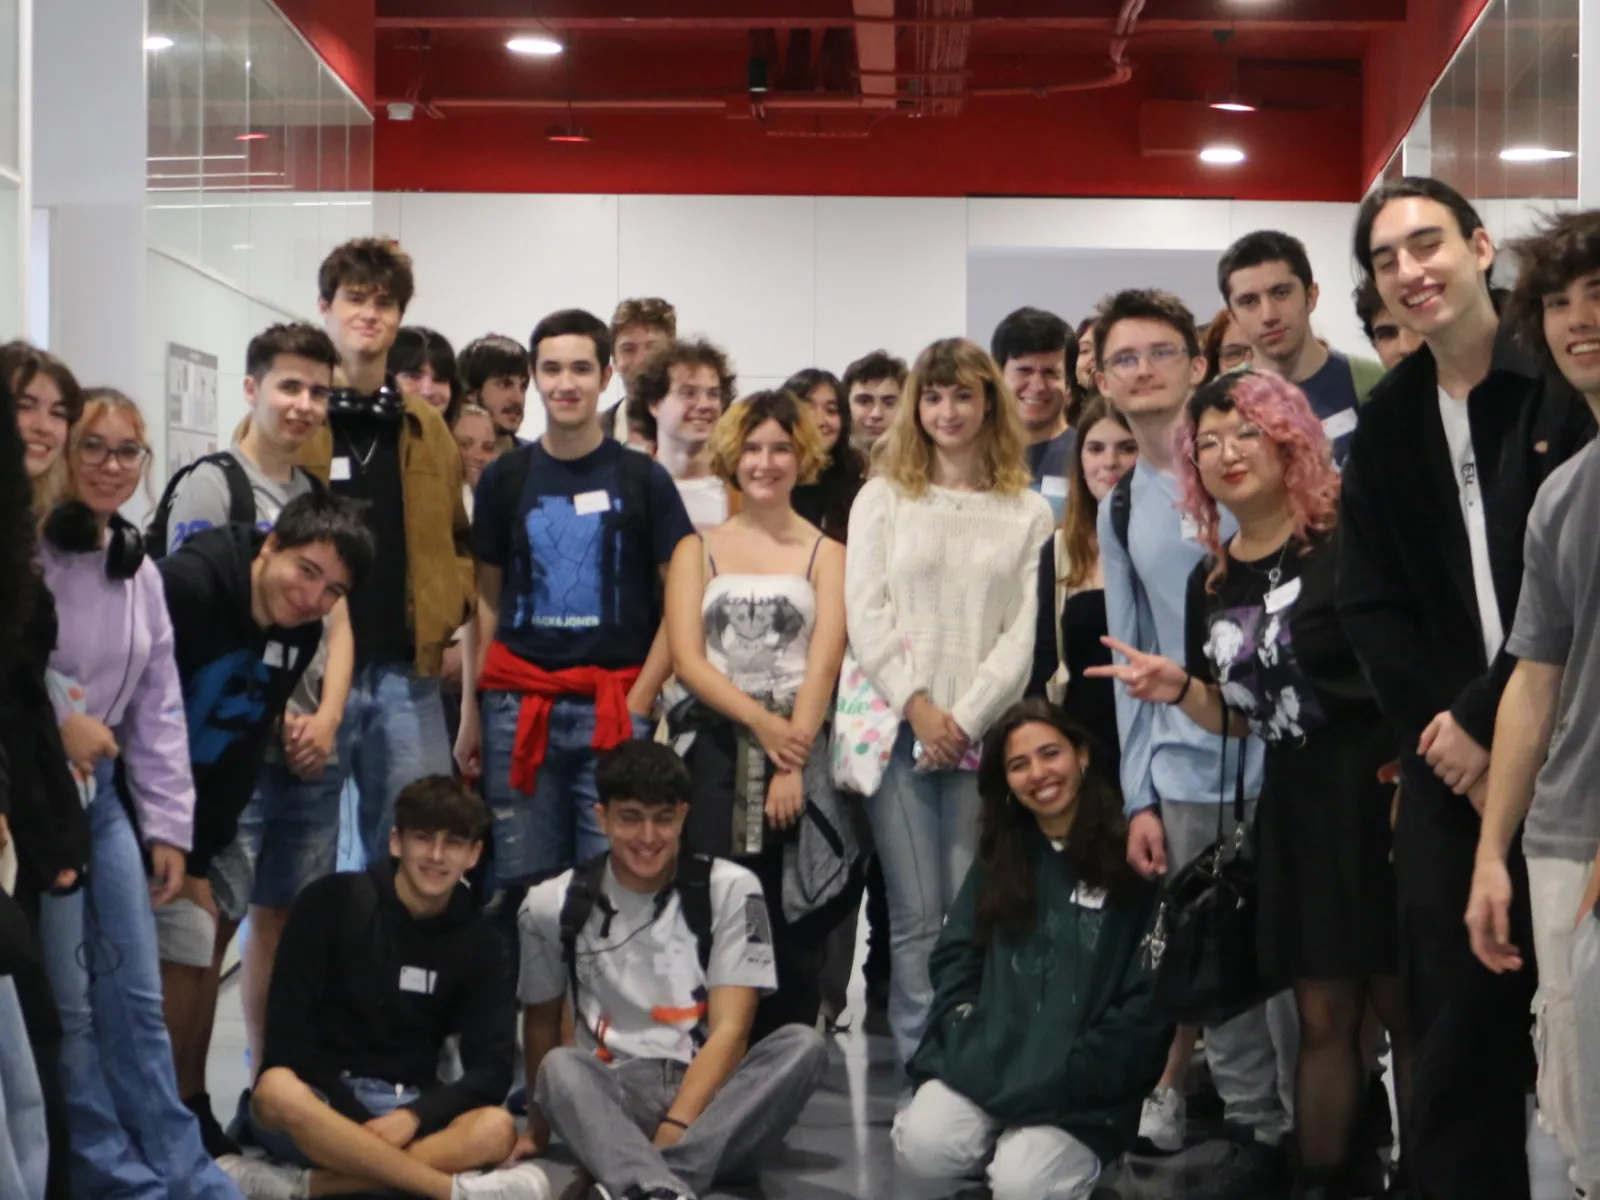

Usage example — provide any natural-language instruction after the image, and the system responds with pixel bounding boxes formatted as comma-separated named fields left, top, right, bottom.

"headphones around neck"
left=43, top=501, right=147, bottom=581
left=328, top=379, right=405, bottom=422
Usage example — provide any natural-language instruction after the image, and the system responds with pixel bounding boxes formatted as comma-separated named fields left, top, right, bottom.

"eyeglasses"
left=77, top=437, right=151, bottom=470
left=1105, top=343, right=1188, bottom=377
left=1192, top=423, right=1265, bottom=464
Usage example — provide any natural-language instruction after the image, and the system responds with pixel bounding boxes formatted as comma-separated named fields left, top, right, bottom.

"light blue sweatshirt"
left=1098, top=461, right=1265, bottom=814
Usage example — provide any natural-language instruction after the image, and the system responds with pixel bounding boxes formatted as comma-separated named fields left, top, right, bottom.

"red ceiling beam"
left=375, top=0, right=1406, bottom=33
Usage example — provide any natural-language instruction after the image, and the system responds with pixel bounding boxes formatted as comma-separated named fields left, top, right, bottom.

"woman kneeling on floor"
left=893, top=698, right=1172, bottom=1199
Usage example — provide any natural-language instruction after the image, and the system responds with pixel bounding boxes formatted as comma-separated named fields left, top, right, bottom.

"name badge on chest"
left=1070, top=883, right=1107, bottom=910
left=574, top=489, right=611, bottom=517
left=1264, top=576, right=1302, bottom=615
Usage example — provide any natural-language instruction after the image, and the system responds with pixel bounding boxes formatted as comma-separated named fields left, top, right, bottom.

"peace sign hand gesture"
left=1084, top=636, right=1191, bottom=705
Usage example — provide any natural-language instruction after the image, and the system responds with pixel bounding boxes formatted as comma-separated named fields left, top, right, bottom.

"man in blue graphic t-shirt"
left=459, top=308, right=693, bottom=914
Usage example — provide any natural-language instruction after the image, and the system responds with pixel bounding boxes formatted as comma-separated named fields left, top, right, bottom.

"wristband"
left=661, top=1116, right=689, bottom=1131
left=1165, top=672, right=1193, bottom=706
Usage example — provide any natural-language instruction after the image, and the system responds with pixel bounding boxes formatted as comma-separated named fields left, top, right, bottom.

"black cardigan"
left=1336, top=318, right=1593, bottom=754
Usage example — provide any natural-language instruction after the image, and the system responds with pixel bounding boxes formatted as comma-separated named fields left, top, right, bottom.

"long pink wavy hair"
left=1173, top=369, right=1340, bottom=583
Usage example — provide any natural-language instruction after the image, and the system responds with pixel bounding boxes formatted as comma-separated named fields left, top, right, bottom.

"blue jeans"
left=867, top=725, right=982, bottom=1069
left=334, top=664, right=452, bottom=869
left=481, top=692, right=654, bottom=889
left=0, top=976, right=47, bottom=1199
left=212, top=735, right=350, bottom=922
left=37, top=767, right=242, bottom=1200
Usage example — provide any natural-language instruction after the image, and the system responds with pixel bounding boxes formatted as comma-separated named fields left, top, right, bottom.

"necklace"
left=336, top=426, right=381, bottom=474
left=1237, top=537, right=1292, bottom=589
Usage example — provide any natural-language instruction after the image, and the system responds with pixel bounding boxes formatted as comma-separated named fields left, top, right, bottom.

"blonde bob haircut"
left=873, top=337, right=1032, bottom=498
left=708, top=389, right=827, bottom=492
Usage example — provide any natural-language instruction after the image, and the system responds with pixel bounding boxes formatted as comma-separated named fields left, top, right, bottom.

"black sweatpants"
left=0, top=885, right=72, bottom=1200
left=1394, top=759, right=1536, bottom=1200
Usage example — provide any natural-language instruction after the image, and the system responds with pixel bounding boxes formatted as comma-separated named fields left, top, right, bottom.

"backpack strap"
left=499, top=443, right=538, bottom=591
left=558, top=853, right=611, bottom=1008
left=147, top=451, right=256, bottom=559
left=615, top=447, right=665, bottom=615
left=1110, top=469, right=1133, bottom=552
left=216, top=454, right=256, bottom=525
left=673, top=853, right=716, bottom=974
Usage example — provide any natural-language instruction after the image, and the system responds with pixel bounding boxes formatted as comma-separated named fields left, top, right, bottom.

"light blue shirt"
left=1098, top=461, right=1265, bottom=814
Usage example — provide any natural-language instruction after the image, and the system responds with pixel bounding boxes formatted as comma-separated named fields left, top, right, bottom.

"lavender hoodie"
left=40, top=543, right=196, bottom=851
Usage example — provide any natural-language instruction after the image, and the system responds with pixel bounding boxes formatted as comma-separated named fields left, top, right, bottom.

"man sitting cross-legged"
left=220, top=775, right=550, bottom=1200
left=515, top=740, right=827, bottom=1200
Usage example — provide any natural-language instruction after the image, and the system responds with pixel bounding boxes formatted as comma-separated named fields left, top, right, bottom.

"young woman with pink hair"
left=1089, top=370, right=1411, bottom=1200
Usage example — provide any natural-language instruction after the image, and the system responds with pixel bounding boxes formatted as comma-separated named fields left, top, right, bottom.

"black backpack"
left=147, top=452, right=324, bottom=558
left=557, top=851, right=715, bottom=1007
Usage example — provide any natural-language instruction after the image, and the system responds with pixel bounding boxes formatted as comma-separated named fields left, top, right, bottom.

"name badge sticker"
left=1041, top=475, right=1069, bottom=498
left=398, top=966, right=435, bottom=995
left=330, top=457, right=352, bottom=482
left=1322, top=408, right=1358, bottom=441
left=1264, top=576, right=1303, bottom=615
left=1180, top=514, right=1200, bottom=542
left=574, top=489, right=611, bottom=517
left=1071, top=884, right=1108, bottom=910
left=263, top=641, right=286, bottom=668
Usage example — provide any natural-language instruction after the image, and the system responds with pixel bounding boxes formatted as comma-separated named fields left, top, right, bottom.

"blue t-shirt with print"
left=473, top=438, right=693, bottom=671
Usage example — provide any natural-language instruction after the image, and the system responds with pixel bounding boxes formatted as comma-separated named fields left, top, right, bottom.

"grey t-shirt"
left=516, top=858, right=776, bottom=1066
left=165, top=442, right=331, bottom=728
left=1507, top=440, right=1600, bottom=862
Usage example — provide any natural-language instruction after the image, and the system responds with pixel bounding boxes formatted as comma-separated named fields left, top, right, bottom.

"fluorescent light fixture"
left=1500, top=146, right=1573, bottom=162
left=546, top=124, right=591, bottom=143
left=145, top=35, right=174, bottom=51
left=507, top=35, right=562, bottom=56
left=236, top=132, right=268, bottom=141
left=1210, top=100, right=1257, bottom=113
left=1199, top=145, right=1246, bottom=165
left=231, top=243, right=253, bottom=251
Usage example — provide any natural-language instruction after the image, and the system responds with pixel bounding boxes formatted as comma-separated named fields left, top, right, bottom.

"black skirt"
left=1255, top=712, right=1400, bottom=983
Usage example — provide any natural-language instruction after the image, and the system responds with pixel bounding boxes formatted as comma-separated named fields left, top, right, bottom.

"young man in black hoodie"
left=227, top=776, right=548, bottom=1200
left=153, top=491, right=375, bottom=1140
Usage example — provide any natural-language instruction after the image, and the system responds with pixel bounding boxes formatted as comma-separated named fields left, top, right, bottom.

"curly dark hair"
left=627, top=338, right=738, bottom=446
left=973, top=698, right=1136, bottom=944
left=596, top=740, right=692, bottom=808
left=0, top=367, right=37, bottom=668
left=1505, top=209, right=1600, bottom=377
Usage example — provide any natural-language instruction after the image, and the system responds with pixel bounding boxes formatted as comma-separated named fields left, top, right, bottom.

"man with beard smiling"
left=459, top=334, right=532, bottom=455
left=1339, top=178, right=1594, bottom=1200
left=991, top=305, right=1077, bottom=519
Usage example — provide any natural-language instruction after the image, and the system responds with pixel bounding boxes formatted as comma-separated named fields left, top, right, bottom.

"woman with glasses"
left=1202, top=307, right=1254, bottom=384
left=1089, top=370, right=1410, bottom=1200
left=36, top=388, right=240, bottom=1199
left=845, top=338, right=1054, bottom=1071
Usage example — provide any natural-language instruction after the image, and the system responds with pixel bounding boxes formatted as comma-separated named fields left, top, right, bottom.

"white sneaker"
left=216, top=1154, right=310, bottom=1200
left=452, top=1162, right=555, bottom=1200
left=1135, top=1085, right=1186, bottom=1154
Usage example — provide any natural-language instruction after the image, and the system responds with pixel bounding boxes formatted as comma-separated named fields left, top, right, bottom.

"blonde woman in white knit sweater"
left=845, top=337, right=1055, bottom=1068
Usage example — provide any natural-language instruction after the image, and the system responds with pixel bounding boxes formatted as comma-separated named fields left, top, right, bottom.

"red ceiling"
left=275, top=0, right=1495, bottom=202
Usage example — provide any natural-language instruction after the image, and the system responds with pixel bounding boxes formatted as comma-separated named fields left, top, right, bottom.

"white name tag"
left=1264, top=576, right=1303, bottom=615
left=1180, top=514, right=1200, bottom=542
left=574, top=489, right=611, bottom=517
left=1321, top=407, right=1358, bottom=441
left=398, top=966, right=435, bottom=995
left=263, top=641, right=285, bottom=668
left=1071, top=884, right=1107, bottom=910
left=1041, top=474, right=1069, bottom=498
left=330, top=456, right=352, bottom=482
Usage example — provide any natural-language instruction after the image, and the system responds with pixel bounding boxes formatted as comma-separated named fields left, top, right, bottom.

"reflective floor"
left=208, top=976, right=1572, bottom=1199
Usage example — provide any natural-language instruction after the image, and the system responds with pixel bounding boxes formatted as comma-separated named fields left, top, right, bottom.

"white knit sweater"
left=844, top=476, right=1055, bottom=740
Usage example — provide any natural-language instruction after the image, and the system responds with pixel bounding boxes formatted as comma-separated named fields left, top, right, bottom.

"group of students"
left=2, top=170, right=1600, bottom=1200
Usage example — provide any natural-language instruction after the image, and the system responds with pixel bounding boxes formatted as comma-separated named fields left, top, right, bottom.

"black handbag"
left=1144, top=696, right=1271, bottom=1025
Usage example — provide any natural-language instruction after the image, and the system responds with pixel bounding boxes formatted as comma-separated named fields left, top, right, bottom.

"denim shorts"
left=253, top=1075, right=422, bottom=1168
left=210, top=753, right=347, bottom=924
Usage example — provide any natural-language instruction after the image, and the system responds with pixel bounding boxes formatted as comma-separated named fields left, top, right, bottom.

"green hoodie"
left=908, top=824, right=1172, bottom=1165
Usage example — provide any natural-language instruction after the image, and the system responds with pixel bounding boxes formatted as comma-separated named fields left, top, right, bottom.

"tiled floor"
left=207, top=974, right=1574, bottom=1199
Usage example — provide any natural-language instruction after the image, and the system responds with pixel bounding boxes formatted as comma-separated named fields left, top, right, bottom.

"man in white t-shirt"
left=513, top=741, right=826, bottom=1200
left=632, top=339, right=739, bottom=531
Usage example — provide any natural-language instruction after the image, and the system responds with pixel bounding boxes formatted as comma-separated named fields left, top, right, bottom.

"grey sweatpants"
left=534, top=1024, right=828, bottom=1198
left=1162, top=799, right=1298, bottom=1144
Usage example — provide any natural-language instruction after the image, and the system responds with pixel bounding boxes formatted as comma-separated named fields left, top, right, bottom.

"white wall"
left=376, top=193, right=1369, bottom=442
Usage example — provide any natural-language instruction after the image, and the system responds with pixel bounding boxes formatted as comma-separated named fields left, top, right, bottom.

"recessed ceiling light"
left=546, top=124, right=591, bottom=143
left=236, top=132, right=268, bottom=141
left=145, top=35, right=174, bottom=51
left=1200, top=145, right=1246, bottom=165
left=1210, top=101, right=1257, bottom=113
left=1500, top=146, right=1573, bottom=162
left=507, top=35, right=563, bottom=56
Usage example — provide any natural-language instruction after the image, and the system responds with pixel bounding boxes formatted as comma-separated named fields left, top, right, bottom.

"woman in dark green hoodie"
left=894, top=698, right=1171, bottom=1199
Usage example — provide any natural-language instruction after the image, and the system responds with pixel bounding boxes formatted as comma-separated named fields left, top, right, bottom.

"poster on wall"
left=166, top=342, right=218, bottom=478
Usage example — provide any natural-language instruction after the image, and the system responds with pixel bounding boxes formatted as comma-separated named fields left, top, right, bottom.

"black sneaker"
left=1184, top=1138, right=1289, bottom=1200
left=183, top=1092, right=241, bottom=1159
left=222, top=1088, right=256, bottom=1150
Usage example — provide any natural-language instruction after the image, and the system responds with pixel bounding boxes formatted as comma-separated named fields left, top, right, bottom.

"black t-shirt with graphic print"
left=1182, top=528, right=1373, bottom=744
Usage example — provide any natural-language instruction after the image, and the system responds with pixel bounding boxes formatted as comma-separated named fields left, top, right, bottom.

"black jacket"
left=261, top=862, right=515, bottom=1134
left=156, top=526, right=321, bottom=874
left=1337, top=316, right=1594, bottom=758
left=0, top=576, right=90, bottom=899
